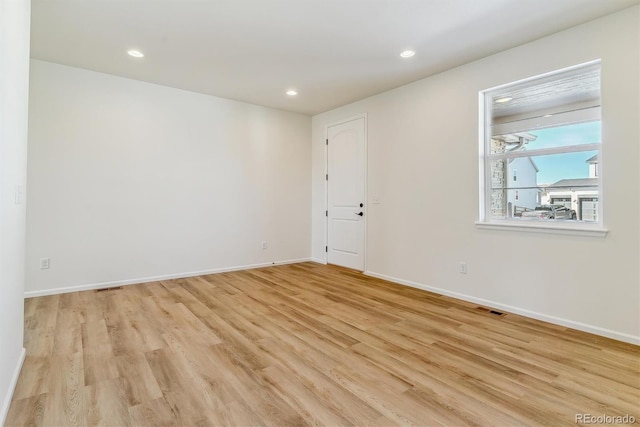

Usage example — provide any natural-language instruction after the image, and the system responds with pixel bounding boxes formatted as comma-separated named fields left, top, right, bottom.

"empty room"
left=1, top=0, right=639, bottom=425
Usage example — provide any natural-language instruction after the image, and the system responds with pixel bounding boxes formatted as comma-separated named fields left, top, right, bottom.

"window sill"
left=475, top=220, right=608, bottom=237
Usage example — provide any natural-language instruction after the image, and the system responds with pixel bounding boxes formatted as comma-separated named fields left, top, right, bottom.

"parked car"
left=521, top=204, right=577, bottom=220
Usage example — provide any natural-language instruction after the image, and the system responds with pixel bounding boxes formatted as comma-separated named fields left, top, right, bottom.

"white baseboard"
left=365, top=270, right=640, bottom=346
left=0, top=347, right=26, bottom=426
left=310, top=257, right=327, bottom=264
left=25, top=258, right=312, bottom=298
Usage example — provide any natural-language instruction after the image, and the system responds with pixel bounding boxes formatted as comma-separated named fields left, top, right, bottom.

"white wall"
left=26, top=60, right=311, bottom=295
left=312, top=7, right=640, bottom=343
left=0, top=0, right=30, bottom=422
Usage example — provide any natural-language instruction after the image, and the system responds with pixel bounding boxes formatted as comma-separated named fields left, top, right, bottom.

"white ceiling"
left=31, top=0, right=639, bottom=115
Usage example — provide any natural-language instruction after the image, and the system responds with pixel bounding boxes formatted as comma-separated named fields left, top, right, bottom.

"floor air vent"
left=95, top=286, right=123, bottom=292
left=477, top=306, right=506, bottom=317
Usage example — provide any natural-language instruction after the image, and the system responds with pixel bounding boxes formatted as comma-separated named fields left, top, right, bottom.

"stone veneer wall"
left=490, top=138, right=507, bottom=217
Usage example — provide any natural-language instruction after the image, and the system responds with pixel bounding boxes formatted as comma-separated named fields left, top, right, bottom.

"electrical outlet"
left=261, top=241, right=268, bottom=250
left=459, top=262, right=467, bottom=274
left=40, top=258, right=50, bottom=269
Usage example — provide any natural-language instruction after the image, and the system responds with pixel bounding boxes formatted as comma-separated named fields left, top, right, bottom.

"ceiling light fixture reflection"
left=495, top=97, right=513, bottom=103
left=400, top=50, right=415, bottom=58
left=286, top=89, right=298, bottom=96
left=127, top=50, right=144, bottom=58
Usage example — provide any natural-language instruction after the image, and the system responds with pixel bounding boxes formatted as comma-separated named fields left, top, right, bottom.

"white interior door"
left=327, top=116, right=365, bottom=270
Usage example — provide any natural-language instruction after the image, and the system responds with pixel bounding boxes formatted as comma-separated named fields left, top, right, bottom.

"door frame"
left=324, top=113, right=368, bottom=271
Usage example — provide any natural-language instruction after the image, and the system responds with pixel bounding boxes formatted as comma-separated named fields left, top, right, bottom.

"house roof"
left=586, top=154, right=598, bottom=163
left=550, top=178, right=598, bottom=188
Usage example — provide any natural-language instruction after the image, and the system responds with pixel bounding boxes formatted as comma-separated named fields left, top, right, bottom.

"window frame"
left=477, top=61, right=607, bottom=237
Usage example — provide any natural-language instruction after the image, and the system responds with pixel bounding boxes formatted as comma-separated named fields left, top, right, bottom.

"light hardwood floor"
left=6, top=262, right=640, bottom=426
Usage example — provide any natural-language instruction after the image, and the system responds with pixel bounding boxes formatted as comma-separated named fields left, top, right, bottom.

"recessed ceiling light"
left=543, top=114, right=553, bottom=117
left=127, top=50, right=144, bottom=58
left=400, top=50, right=415, bottom=58
left=286, top=89, right=298, bottom=96
left=495, top=97, right=513, bottom=103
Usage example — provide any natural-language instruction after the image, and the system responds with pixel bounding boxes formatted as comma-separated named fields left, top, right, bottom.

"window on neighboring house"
left=479, top=61, right=603, bottom=232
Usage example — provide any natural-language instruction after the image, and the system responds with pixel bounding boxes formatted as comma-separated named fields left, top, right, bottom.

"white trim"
left=310, top=257, right=327, bottom=265
left=0, top=348, right=26, bottom=426
left=489, top=143, right=600, bottom=161
left=324, top=123, right=329, bottom=265
left=325, top=113, right=367, bottom=129
left=24, top=258, right=312, bottom=298
left=365, top=271, right=639, bottom=345
left=325, top=113, right=368, bottom=272
left=478, top=92, right=488, bottom=222
left=597, top=137, right=605, bottom=225
left=475, top=221, right=608, bottom=237
left=479, top=60, right=603, bottom=227
left=363, top=113, right=368, bottom=273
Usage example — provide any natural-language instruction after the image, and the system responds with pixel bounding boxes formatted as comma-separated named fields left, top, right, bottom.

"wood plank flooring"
left=6, top=262, right=640, bottom=426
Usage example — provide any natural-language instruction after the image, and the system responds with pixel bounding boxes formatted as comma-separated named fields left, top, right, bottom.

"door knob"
left=355, top=212, right=364, bottom=216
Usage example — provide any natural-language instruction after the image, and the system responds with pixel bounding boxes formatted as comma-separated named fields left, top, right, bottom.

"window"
left=479, top=61, right=604, bottom=235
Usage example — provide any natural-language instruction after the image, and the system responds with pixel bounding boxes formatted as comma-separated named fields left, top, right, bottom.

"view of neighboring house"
left=507, top=156, right=541, bottom=217
left=541, top=154, right=599, bottom=220
left=491, top=133, right=541, bottom=218
left=493, top=131, right=599, bottom=221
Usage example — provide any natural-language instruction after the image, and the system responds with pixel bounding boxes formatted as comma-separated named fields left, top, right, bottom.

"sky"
left=527, top=121, right=600, bottom=184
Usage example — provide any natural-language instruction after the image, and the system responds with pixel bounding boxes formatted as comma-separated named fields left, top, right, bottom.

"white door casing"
left=326, top=116, right=366, bottom=270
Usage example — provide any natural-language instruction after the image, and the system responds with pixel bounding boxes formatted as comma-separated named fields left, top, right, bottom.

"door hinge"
left=325, top=246, right=328, bottom=252
left=326, top=138, right=328, bottom=145
left=325, top=210, right=328, bottom=217
left=325, top=174, right=328, bottom=181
